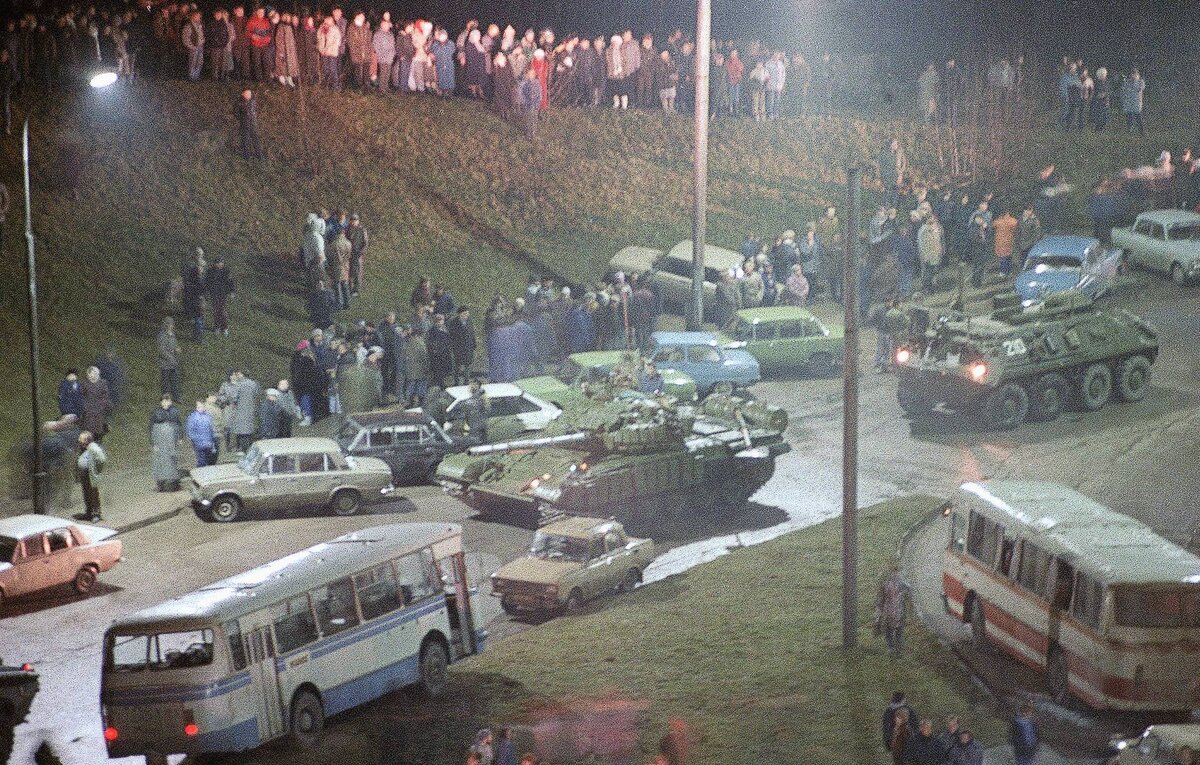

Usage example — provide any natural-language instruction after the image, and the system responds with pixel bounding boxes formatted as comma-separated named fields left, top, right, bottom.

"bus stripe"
left=274, top=597, right=447, bottom=670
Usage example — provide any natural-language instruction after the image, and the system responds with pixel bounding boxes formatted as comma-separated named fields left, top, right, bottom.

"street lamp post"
left=689, top=0, right=711, bottom=331
left=24, top=71, right=116, bottom=515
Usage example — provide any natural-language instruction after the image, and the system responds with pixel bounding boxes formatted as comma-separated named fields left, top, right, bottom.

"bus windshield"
left=530, top=533, right=590, bottom=562
left=1114, top=586, right=1200, bottom=628
left=109, top=629, right=216, bottom=670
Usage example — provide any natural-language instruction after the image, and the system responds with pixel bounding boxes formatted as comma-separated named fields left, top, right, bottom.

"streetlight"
left=24, top=69, right=117, bottom=514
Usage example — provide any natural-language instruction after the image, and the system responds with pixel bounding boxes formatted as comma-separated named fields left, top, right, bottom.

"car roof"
left=540, top=516, right=621, bottom=539
left=1136, top=209, right=1200, bottom=226
left=652, top=331, right=720, bottom=347
left=446, top=382, right=525, bottom=400
left=956, top=481, right=1200, bottom=586
left=610, top=245, right=665, bottom=271
left=665, top=240, right=744, bottom=271
left=253, top=437, right=341, bottom=455
left=110, top=524, right=461, bottom=629
left=0, top=514, right=83, bottom=538
left=1143, top=724, right=1200, bottom=749
left=1027, top=235, right=1098, bottom=262
left=347, top=408, right=434, bottom=428
left=568, top=350, right=632, bottom=368
left=735, top=306, right=820, bottom=324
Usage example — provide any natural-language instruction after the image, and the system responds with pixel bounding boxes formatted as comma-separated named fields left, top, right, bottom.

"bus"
left=100, top=523, right=485, bottom=764
left=942, top=480, right=1200, bottom=711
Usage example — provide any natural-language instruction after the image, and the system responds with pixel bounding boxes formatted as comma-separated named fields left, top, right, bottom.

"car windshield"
left=1026, top=254, right=1082, bottom=271
left=0, top=537, right=15, bottom=564
left=1113, top=586, right=1200, bottom=628
left=530, top=532, right=590, bottom=562
left=237, top=446, right=262, bottom=473
left=109, top=629, right=216, bottom=671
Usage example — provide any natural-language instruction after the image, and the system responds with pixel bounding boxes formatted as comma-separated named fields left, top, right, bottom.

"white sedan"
left=443, top=383, right=561, bottom=442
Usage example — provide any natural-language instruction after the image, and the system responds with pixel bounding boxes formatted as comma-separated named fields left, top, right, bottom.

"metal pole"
left=23, top=118, right=45, bottom=515
left=687, top=0, right=710, bottom=332
left=842, top=165, right=862, bottom=648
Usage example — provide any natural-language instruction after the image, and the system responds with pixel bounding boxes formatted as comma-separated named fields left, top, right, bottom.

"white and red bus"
left=943, top=480, right=1200, bottom=711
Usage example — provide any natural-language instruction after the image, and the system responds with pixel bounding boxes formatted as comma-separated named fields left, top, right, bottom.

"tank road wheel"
left=210, top=494, right=241, bottom=523
left=711, top=381, right=735, bottom=396
left=289, top=690, right=325, bottom=750
left=1028, top=373, right=1069, bottom=422
left=969, top=596, right=989, bottom=652
left=330, top=488, right=361, bottom=517
left=72, top=565, right=98, bottom=595
left=418, top=639, right=450, bottom=697
left=981, top=383, right=1029, bottom=430
left=1047, top=646, right=1070, bottom=703
left=897, top=384, right=933, bottom=417
left=1077, top=363, right=1113, bottom=411
left=806, top=351, right=837, bottom=378
left=1115, top=355, right=1152, bottom=402
left=1171, top=262, right=1188, bottom=286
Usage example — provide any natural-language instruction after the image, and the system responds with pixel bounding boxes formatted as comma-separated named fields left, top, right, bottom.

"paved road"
left=2, top=269, right=1197, bottom=764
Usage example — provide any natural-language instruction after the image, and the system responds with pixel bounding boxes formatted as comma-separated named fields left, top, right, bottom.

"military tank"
left=0, top=659, right=38, bottom=764
left=894, top=289, right=1159, bottom=429
left=435, top=390, right=790, bottom=529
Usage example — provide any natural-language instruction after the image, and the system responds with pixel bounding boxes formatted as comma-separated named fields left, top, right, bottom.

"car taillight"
left=103, top=727, right=119, bottom=742
left=895, top=348, right=911, bottom=364
left=184, top=722, right=199, bottom=737
left=20, top=663, right=33, bottom=672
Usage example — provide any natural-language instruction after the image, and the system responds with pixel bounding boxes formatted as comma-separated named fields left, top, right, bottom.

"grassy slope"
left=0, top=82, right=1174, bottom=475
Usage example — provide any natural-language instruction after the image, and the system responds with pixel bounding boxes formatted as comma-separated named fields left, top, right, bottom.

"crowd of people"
left=880, top=691, right=1041, bottom=765
left=1054, top=57, right=1146, bottom=134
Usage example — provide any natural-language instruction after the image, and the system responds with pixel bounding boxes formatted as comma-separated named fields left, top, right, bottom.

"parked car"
left=189, top=437, right=395, bottom=522
left=490, top=517, right=655, bottom=616
left=0, top=658, right=38, bottom=762
left=608, top=241, right=744, bottom=313
left=1104, top=724, right=1200, bottom=765
left=1012, top=235, right=1122, bottom=302
left=515, top=350, right=698, bottom=407
left=1111, top=209, right=1200, bottom=285
left=443, top=383, right=561, bottom=442
left=327, top=409, right=460, bottom=485
left=0, top=515, right=123, bottom=608
left=646, top=331, right=760, bottom=395
left=715, top=306, right=845, bottom=377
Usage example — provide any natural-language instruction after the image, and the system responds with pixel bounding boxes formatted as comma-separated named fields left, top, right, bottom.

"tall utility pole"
left=841, top=166, right=863, bottom=648
left=23, top=120, right=44, bottom=515
left=688, top=0, right=711, bottom=331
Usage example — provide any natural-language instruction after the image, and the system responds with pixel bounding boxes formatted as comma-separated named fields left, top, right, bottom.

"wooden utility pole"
left=688, top=0, right=710, bottom=331
left=842, top=166, right=863, bottom=648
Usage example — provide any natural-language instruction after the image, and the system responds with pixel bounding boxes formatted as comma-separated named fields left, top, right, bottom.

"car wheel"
left=73, top=566, right=98, bottom=595
left=711, top=381, right=734, bottom=396
left=618, top=568, right=641, bottom=594
left=1115, top=355, right=1152, bottom=402
left=289, top=690, right=324, bottom=750
left=806, top=351, right=837, bottom=378
left=210, top=495, right=241, bottom=523
left=969, top=596, right=989, bottom=651
left=1171, top=262, right=1188, bottom=286
left=330, top=488, right=361, bottom=517
left=1047, top=646, right=1070, bottom=703
left=1028, top=373, right=1068, bottom=422
left=563, top=588, right=584, bottom=614
left=1077, top=363, right=1113, bottom=411
left=418, top=640, right=450, bottom=697
left=981, top=383, right=1029, bottom=430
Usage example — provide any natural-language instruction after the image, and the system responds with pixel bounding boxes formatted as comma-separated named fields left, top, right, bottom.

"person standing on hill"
left=157, top=317, right=181, bottom=403
left=205, top=8, right=230, bottom=81
left=181, top=247, right=207, bottom=341
left=182, top=10, right=204, bottom=81
left=347, top=213, right=368, bottom=297
left=449, top=306, right=477, bottom=384
left=371, top=19, right=395, bottom=92
left=150, top=394, right=182, bottom=492
left=205, top=255, right=236, bottom=337
left=346, top=12, right=371, bottom=89
left=235, top=88, right=265, bottom=160
left=230, top=370, right=261, bottom=452
left=492, top=51, right=516, bottom=121
left=244, top=6, right=272, bottom=81
left=272, top=12, right=299, bottom=87
left=724, top=49, right=744, bottom=117
left=317, top=16, right=341, bottom=88
left=517, top=66, right=542, bottom=140
left=1121, top=69, right=1145, bottom=135
left=331, top=229, right=352, bottom=309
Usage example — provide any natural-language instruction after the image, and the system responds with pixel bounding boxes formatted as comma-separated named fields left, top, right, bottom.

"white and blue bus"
left=100, top=523, right=484, bottom=764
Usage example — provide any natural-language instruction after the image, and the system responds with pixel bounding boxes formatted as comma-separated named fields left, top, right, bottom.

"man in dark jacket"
left=204, top=255, right=235, bottom=337
left=205, top=9, right=231, bottom=81
left=448, top=306, right=477, bottom=385
left=258, top=388, right=284, bottom=439
left=881, top=691, right=919, bottom=750
left=235, top=88, right=265, bottom=160
left=378, top=311, right=400, bottom=399
left=182, top=247, right=208, bottom=341
left=426, top=313, right=454, bottom=389
left=347, top=213, right=368, bottom=296
left=308, top=280, right=337, bottom=330
left=58, top=369, right=84, bottom=419
left=903, top=719, right=940, bottom=765
left=450, top=379, right=490, bottom=444
left=1008, top=703, right=1040, bottom=765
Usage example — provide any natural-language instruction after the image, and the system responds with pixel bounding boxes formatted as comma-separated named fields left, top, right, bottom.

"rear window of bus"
left=110, top=630, right=215, bottom=670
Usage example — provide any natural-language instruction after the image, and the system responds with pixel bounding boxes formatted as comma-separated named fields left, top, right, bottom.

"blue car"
left=647, top=331, right=760, bottom=395
left=1014, top=235, right=1121, bottom=302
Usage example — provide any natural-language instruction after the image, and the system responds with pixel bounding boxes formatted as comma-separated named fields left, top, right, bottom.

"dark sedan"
left=331, top=409, right=461, bottom=485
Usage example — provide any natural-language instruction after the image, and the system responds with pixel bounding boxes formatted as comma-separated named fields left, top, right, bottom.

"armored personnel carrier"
left=894, top=290, right=1159, bottom=429
left=436, top=391, right=790, bottom=529
left=0, top=659, right=38, bottom=764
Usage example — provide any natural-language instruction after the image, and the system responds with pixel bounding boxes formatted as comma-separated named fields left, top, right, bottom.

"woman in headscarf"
left=463, top=28, right=488, bottom=98
left=430, top=27, right=456, bottom=95
left=491, top=51, right=516, bottom=121
left=150, top=394, right=181, bottom=492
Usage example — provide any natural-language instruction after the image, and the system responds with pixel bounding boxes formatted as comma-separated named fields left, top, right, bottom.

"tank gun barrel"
left=467, top=431, right=591, bottom=455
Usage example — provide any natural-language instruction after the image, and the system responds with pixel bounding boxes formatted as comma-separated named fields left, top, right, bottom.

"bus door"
left=245, top=627, right=285, bottom=741
left=439, top=551, right=478, bottom=659
left=1047, top=556, right=1075, bottom=656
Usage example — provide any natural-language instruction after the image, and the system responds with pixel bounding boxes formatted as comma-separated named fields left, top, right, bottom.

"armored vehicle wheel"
left=981, top=383, right=1028, bottom=430
left=1171, top=262, right=1188, bottom=285
left=897, top=385, right=933, bottom=417
left=1115, top=355, right=1152, bottom=402
left=211, top=495, right=241, bottom=523
left=1028, top=373, right=1069, bottom=422
left=969, top=596, right=989, bottom=651
left=1046, top=646, right=1070, bottom=703
left=330, top=488, right=361, bottom=516
left=289, top=690, right=324, bottom=749
left=806, top=351, right=837, bottom=378
left=1077, top=363, right=1113, bottom=411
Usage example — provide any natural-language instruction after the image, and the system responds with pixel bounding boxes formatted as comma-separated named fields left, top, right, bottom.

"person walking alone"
left=77, top=431, right=107, bottom=521
left=205, top=255, right=235, bottom=337
left=1121, top=69, right=1145, bottom=135
left=347, top=213, right=368, bottom=297
left=517, top=66, right=542, bottom=140
left=157, top=317, right=181, bottom=403
left=235, top=89, right=265, bottom=160
left=874, top=564, right=910, bottom=655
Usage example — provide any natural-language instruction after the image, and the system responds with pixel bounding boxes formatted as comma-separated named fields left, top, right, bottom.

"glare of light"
left=89, top=71, right=118, bottom=89
left=103, top=727, right=119, bottom=742
left=970, top=363, right=988, bottom=382
left=895, top=348, right=911, bottom=364
left=184, top=723, right=200, bottom=736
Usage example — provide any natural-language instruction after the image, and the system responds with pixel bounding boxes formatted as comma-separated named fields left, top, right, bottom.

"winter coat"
left=274, top=23, right=299, bottom=77
left=739, top=272, right=765, bottom=308
left=404, top=335, right=430, bottom=379
left=431, top=39, right=456, bottom=90
left=182, top=20, right=204, bottom=51
left=606, top=44, right=626, bottom=80
left=346, top=22, right=371, bottom=64
left=80, top=378, right=112, bottom=436
left=245, top=15, right=272, bottom=49
left=372, top=28, right=395, bottom=66
left=622, top=40, right=641, bottom=75
left=339, top=364, right=383, bottom=414
left=204, top=18, right=230, bottom=51
left=946, top=740, right=984, bottom=765
left=894, top=227, right=919, bottom=271
left=317, top=24, right=340, bottom=57
left=258, top=397, right=284, bottom=439
left=308, top=286, right=337, bottom=330
left=150, top=421, right=180, bottom=482
left=785, top=271, right=809, bottom=305
left=58, top=379, right=84, bottom=418
left=182, top=264, right=206, bottom=318
left=449, top=316, right=477, bottom=364
left=765, top=58, right=786, bottom=92
left=904, top=733, right=941, bottom=765
left=205, top=266, right=235, bottom=301
left=517, top=75, right=541, bottom=111
left=563, top=305, right=595, bottom=353
left=426, top=326, right=454, bottom=380
left=1121, top=77, right=1145, bottom=113
left=330, top=233, right=352, bottom=281
left=229, top=377, right=261, bottom=436
left=492, top=64, right=516, bottom=118
left=918, top=219, right=945, bottom=266
left=77, top=441, right=107, bottom=486
left=186, top=409, right=216, bottom=449
left=290, top=349, right=326, bottom=399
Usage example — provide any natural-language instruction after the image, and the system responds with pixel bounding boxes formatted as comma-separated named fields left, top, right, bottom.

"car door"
left=1128, top=219, right=1154, bottom=267
left=684, top=344, right=723, bottom=391
left=44, top=528, right=80, bottom=586
left=299, top=452, right=339, bottom=504
left=582, top=537, right=612, bottom=597
left=602, top=529, right=632, bottom=589
left=1149, top=222, right=1169, bottom=271
left=9, top=535, right=47, bottom=596
left=256, top=454, right=302, bottom=513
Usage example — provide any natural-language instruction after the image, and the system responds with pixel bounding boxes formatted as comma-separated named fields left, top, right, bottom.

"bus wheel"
left=289, top=690, right=324, bottom=749
left=419, top=640, right=450, bottom=697
left=1047, top=647, right=1070, bottom=703
left=969, top=597, right=989, bottom=651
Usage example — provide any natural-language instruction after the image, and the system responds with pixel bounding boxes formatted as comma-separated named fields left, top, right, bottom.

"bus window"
left=272, top=595, right=318, bottom=653
left=1015, top=542, right=1052, bottom=599
left=394, top=552, right=439, bottom=605
left=948, top=512, right=966, bottom=553
left=966, top=511, right=1003, bottom=569
left=1070, top=574, right=1105, bottom=629
left=311, top=578, right=360, bottom=636
left=1113, top=586, right=1200, bottom=628
left=355, top=564, right=403, bottom=620
left=999, top=537, right=1016, bottom=577
left=224, top=621, right=248, bottom=670
left=109, top=630, right=215, bottom=670
left=1051, top=559, right=1074, bottom=610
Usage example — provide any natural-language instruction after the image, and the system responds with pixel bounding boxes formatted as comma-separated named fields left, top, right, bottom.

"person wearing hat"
left=258, top=388, right=284, bottom=440
left=895, top=210, right=921, bottom=296
left=150, top=394, right=182, bottom=492
left=347, top=213, right=369, bottom=297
